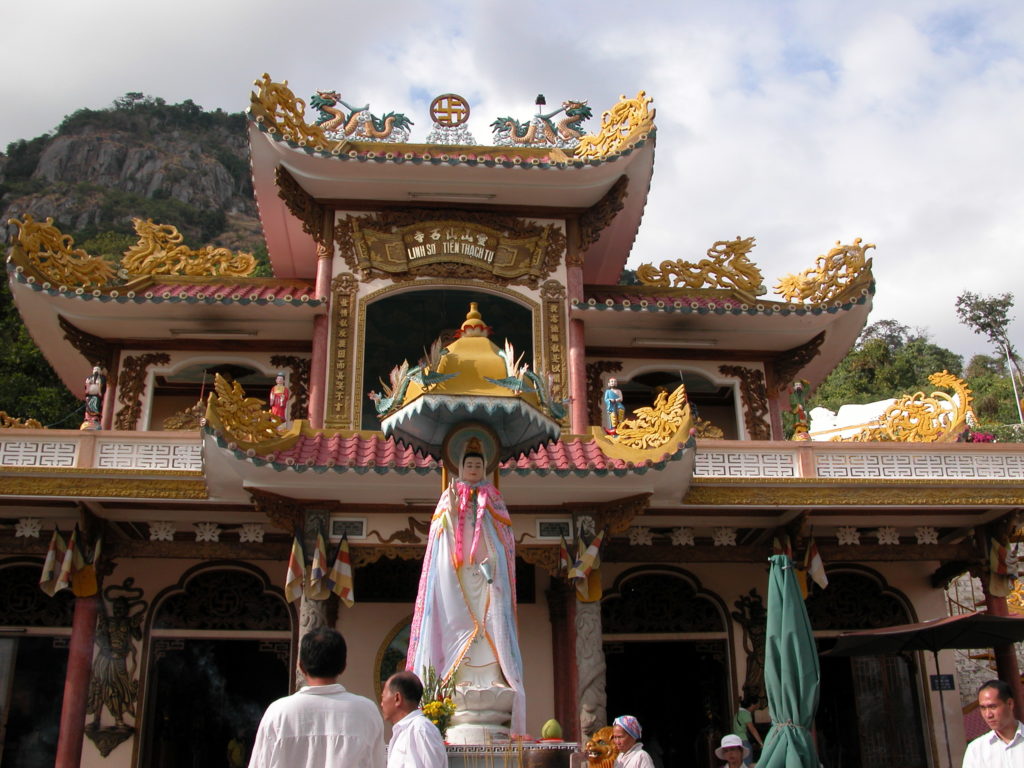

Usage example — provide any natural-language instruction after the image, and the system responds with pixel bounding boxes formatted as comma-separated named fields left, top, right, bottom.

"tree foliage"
left=0, top=280, right=82, bottom=426
left=807, top=320, right=963, bottom=414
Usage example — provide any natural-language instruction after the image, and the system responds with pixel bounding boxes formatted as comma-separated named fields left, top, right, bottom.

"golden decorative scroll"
left=574, top=91, right=655, bottom=161
left=611, top=384, right=690, bottom=450
left=636, top=236, right=765, bottom=297
left=122, top=218, right=256, bottom=277
left=208, top=374, right=283, bottom=445
left=684, top=479, right=1022, bottom=507
left=8, top=215, right=115, bottom=287
left=1007, top=580, right=1024, bottom=615
left=695, top=417, right=724, bottom=439
left=0, top=475, right=207, bottom=499
left=162, top=403, right=204, bottom=431
left=775, top=237, right=875, bottom=303
left=325, top=273, right=359, bottom=429
left=249, top=74, right=334, bottom=150
left=841, top=370, right=973, bottom=443
left=0, top=412, right=43, bottom=429
left=541, top=280, right=569, bottom=428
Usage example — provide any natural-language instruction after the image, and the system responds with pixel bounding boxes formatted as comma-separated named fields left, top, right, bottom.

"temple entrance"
left=140, top=638, right=288, bottom=767
left=605, top=639, right=729, bottom=768
left=140, top=564, right=293, bottom=767
left=0, top=562, right=73, bottom=768
left=601, top=567, right=732, bottom=768
left=807, top=570, right=928, bottom=768
left=0, top=637, right=68, bottom=768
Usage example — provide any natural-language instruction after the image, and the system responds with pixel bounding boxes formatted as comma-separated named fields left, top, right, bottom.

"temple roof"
left=248, top=77, right=657, bottom=284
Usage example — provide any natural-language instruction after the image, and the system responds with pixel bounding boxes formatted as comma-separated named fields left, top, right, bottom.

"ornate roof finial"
left=460, top=302, right=490, bottom=337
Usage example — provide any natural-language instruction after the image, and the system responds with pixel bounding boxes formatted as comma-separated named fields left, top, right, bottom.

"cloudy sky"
left=4, top=0, right=1022, bottom=363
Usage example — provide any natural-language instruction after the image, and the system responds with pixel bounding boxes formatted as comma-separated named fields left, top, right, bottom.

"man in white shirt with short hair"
left=963, top=678, right=1024, bottom=768
left=249, top=627, right=385, bottom=768
left=381, top=670, right=447, bottom=768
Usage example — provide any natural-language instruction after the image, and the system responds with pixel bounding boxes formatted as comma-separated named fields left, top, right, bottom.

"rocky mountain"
left=0, top=94, right=263, bottom=254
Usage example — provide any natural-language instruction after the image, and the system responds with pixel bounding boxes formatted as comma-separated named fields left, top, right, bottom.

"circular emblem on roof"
left=430, top=94, right=471, bottom=127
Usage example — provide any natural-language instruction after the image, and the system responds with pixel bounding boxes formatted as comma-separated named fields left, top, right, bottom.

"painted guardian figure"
left=406, top=435, right=524, bottom=741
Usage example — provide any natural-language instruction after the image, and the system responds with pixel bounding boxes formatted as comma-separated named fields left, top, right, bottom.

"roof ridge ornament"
left=775, top=238, right=875, bottom=304
left=636, top=235, right=766, bottom=298
left=573, top=91, right=655, bottom=161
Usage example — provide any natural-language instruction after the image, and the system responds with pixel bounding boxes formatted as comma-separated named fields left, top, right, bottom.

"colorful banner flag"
left=805, top=537, right=828, bottom=591
left=558, top=535, right=571, bottom=573
left=39, top=528, right=67, bottom=597
left=572, top=529, right=605, bottom=600
left=72, top=531, right=100, bottom=597
left=329, top=535, right=355, bottom=608
left=56, top=526, right=82, bottom=594
left=285, top=536, right=305, bottom=603
left=306, top=533, right=331, bottom=601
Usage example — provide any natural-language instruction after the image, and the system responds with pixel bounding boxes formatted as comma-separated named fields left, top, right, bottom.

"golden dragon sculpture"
left=636, top=236, right=766, bottom=297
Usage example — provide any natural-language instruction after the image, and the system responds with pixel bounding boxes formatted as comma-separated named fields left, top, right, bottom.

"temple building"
left=2, top=76, right=1023, bottom=768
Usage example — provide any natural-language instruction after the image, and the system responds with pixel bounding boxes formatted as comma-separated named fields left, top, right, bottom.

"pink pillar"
left=54, top=595, right=99, bottom=768
left=101, top=356, right=118, bottom=431
left=569, top=318, right=588, bottom=433
left=308, top=315, right=328, bottom=429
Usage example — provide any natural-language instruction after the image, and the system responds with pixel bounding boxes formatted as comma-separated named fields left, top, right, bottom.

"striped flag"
left=285, top=536, right=305, bottom=603
left=572, top=529, right=605, bottom=600
left=329, top=535, right=355, bottom=607
left=56, top=526, right=83, bottom=594
left=39, top=528, right=67, bottom=596
left=558, top=535, right=572, bottom=573
left=72, top=531, right=100, bottom=598
left=805, top=537, right=828, bottom=591
left=306, top=533, right=331, bottom=601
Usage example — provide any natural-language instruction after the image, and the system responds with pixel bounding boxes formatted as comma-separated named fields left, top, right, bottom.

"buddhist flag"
left=558, top=536, right=572, bottom=573
left=56, top=526, right=83, bottom=594
left=330, top=535, right=355, bottom=608
left=805, top=537, right=828, bottom=591
left=285, top=536, right=305, bottom=603
left=306, top=533, right=331, bottom=601
left=572, top=529, right=605, bottom=600
left=39, top=528, right=67, bottom=596
left=72, top=532, right=100, bottom=597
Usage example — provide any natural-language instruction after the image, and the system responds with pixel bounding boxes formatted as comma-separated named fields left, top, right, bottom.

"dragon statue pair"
left=491, top=100, right=593, bottom=148
left=310, top=90, right=413, bottom=142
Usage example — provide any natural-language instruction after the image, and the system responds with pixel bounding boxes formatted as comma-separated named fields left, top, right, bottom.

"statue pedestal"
left=444, top=742, right=581, bottom=768
left=446, top=684, right=515, bottom=744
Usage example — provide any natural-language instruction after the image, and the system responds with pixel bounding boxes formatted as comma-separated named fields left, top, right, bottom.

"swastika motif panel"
left=815, top=452, right=1024, bottom=479
left=695, top=450, right=798, bottom=477
left=0, top=440, right=78, bottom=467
left=96, top=441, right=203, bottom=471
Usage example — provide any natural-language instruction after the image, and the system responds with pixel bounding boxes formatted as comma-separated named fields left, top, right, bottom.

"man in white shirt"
left=249, top=628, right=385, bottom=768
left=381, top=670, right=447, bottom=768
left=963, top=678, right=1024, bottom=768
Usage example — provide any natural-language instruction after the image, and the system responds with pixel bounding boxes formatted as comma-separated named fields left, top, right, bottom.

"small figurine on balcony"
left=81, top=366, right=106, bottom=430
left=603, top=377, right=625, bottom=434
left=268, top=373, right=290, bottom=422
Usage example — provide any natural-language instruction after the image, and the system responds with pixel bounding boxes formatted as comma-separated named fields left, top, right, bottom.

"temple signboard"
left=351, top=220, right=554, bottom=280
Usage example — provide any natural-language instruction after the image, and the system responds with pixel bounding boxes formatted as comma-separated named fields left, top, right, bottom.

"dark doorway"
left=361, top=289, right=534, bottom=429
left=140, top=639, right=288, bottom=768
left=0, top=636, right=68, bottom=768
left=817, top=652, right=927, bottom=768
left=605, top=639, right=730, bottom=768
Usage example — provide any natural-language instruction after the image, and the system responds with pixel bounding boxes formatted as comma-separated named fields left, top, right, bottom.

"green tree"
left=0, top=280, right=82, bottom=426
left=808, top=320, right=963, bottom=414
left=955, top=291, right=1023, bottom=424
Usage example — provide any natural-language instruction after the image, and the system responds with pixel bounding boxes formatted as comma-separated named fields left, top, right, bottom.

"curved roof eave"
left=249, top=123, right=658, bottom=281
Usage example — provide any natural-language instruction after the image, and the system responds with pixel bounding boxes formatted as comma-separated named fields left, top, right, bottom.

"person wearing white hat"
left=715, top=734, right=752, bottom=768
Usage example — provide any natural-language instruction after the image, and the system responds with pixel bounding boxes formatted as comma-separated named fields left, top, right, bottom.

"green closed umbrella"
left=758, top=554, right=820, bottom=768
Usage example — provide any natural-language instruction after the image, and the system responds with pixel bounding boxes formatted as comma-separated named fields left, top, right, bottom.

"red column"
left=984, top=590, right=1024, bottom=719
left=308, top=315, right=328, bottom=429
left=568, top=319, right=588, bottom=434
left=546, top=578, right=579, bottom=742
left=54, top=595, right=99, bottom=768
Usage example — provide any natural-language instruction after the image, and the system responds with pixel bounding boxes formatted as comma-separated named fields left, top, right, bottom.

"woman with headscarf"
left=611, top=715, right=654, bottom=768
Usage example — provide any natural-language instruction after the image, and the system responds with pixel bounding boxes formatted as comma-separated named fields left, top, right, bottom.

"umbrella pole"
left=931, top=650, right=953, bottom=768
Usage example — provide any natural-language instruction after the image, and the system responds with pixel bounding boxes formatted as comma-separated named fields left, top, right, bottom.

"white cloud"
left=3, top=0, right=1022, bottom=361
